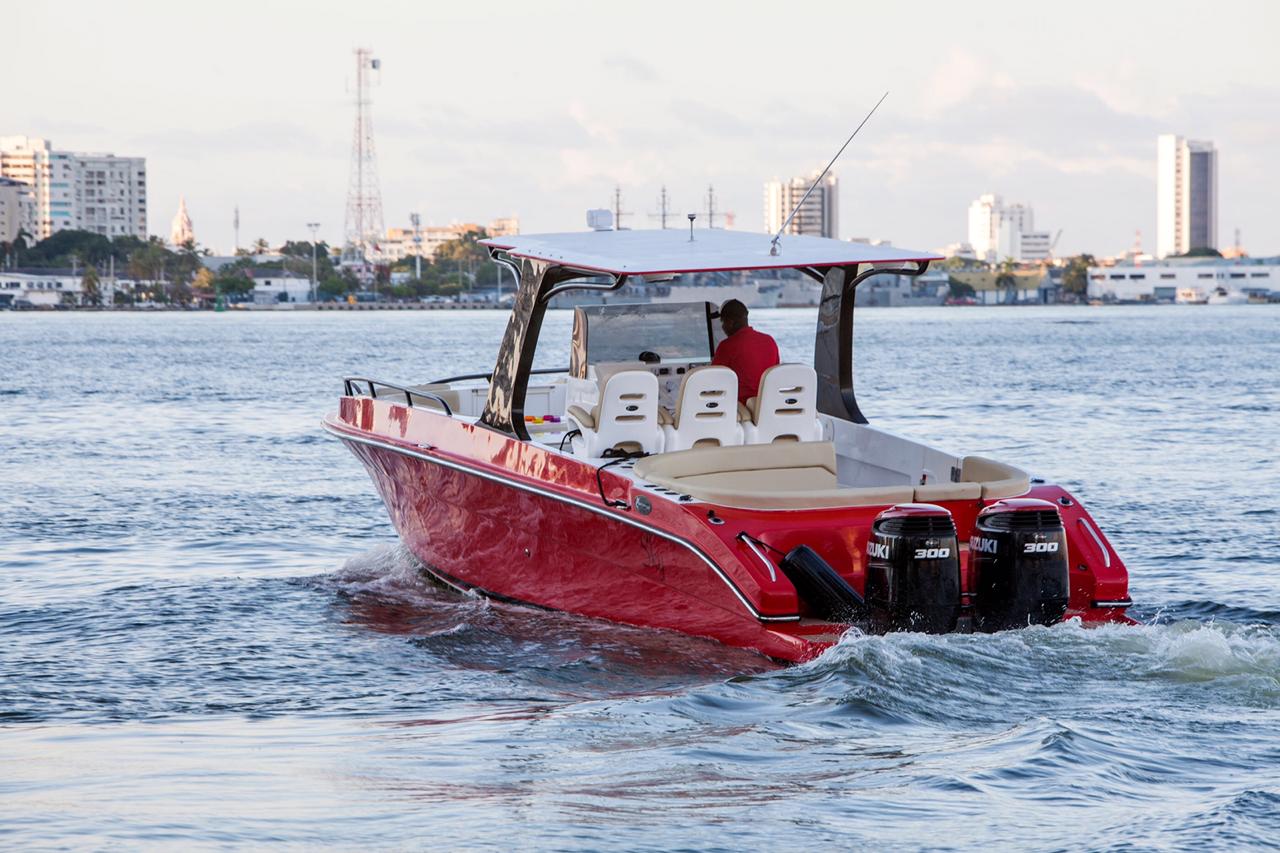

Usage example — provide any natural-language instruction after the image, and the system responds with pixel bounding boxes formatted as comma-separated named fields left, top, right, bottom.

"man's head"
left=719, top=299, right=749, bottom=336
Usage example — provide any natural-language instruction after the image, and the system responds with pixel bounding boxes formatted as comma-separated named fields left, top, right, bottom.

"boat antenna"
left=769, top=90, right=888, bottom=256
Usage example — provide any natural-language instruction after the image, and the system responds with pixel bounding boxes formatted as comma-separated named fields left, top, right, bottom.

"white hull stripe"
left=323, top=421, right=801, bottom=623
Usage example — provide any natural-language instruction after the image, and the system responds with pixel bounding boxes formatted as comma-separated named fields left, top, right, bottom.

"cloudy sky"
left=6, top=0, right=1277, bottom=256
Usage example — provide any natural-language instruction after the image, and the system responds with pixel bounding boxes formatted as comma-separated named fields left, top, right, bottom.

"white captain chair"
left=661, top=366, right=743, bottom=452
left=741, top=363, right=824, bottom=444
left=567, top=370, right=664, bottom=458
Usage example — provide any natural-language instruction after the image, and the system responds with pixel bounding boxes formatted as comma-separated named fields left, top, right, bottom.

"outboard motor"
left=970, top=498, right=1070, bottom=631
left=865, top=504, right=961, bottom=633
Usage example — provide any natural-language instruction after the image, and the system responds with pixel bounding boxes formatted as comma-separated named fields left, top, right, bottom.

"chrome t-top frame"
left=478, top=247, right=930, bottom=440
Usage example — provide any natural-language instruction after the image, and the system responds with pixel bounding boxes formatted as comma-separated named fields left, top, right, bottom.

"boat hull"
left=327, top=396, right=1132, bottom=662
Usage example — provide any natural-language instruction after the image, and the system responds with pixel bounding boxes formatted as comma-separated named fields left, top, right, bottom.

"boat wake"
left=805, top=617, right=1280, bottom=688
left=321, top=544, right=1280, bottom=718
left=317, top=544, right=774, bottom=688
left=327, top=542, right=477, bottom=606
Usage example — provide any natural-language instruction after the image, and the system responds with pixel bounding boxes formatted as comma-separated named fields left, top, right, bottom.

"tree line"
left=1, top=227, right=503, bottom=305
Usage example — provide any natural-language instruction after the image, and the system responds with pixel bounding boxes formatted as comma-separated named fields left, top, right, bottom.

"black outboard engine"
left=970, top=498, right=1070, bottom=631
left=865, top=504, right=961, bottom=633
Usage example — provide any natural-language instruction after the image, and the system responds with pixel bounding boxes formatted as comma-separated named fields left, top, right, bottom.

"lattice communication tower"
left=342, top=48, right=385, bottom=280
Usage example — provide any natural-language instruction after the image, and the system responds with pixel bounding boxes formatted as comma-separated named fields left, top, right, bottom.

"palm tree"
left=995, top=258, right=1018, bottom=305
left=2, top=229, right=33, bottom=267
left=81, top=265, right=102, bottom=307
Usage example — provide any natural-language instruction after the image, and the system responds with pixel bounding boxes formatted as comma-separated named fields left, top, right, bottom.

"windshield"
left=573, top=303, right=714, bottom=373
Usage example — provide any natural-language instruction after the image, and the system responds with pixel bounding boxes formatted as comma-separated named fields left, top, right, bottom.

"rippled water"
left=2, top=306, right=1278, bottom=849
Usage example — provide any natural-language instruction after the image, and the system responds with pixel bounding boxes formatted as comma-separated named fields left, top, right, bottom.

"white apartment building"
left=75, top=151, right=147, bottom=239
left=1156, top=134, right=1218, bottom=258
left=765, top=170, right=839, bottom=239
left=382, top=223, right=480, bottom=262
left=381, top=217, right=518, bottom=263
left=0, top=136, right=147, bottom=241
left=967, top=193, right=1003, bottom=261
left=969, top=194, right=1048, bottom=262
left=0, top=177, right=30, bottom=243
left=1009, top=227, right=1052, bottom=262
left=1087, top=258, right=1275, bottom=302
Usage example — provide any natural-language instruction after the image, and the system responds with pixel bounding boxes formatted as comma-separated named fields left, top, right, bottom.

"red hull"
left=327, top=396, right=1131, bottom=662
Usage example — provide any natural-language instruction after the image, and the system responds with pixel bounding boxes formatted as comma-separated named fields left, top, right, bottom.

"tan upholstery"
left=960, top=456, right=1031, bottom=499
left=635, top=440, right=835, bottom=480
left=633, top=441, right=914, bottom=509
left=914, top=482, right=983, bottom=502
left=566, top=404, right=595, bottom=430
left=682, top=466, right=836, bottom=492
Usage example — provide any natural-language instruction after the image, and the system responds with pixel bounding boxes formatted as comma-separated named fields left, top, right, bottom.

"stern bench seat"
left=633, top=443, right=1032, bottom=509
left=634, top=442, right=913, bottom=509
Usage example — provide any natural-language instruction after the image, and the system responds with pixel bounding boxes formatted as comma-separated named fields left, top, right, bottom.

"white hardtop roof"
left=481, top=229, right=941, bottom=276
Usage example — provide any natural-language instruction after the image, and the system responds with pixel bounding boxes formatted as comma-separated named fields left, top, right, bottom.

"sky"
left=6, top=0, right=1278, bottom=257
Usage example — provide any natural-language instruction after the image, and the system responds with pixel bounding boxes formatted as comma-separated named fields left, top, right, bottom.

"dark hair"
left=720, top=299, right=748, bottom=325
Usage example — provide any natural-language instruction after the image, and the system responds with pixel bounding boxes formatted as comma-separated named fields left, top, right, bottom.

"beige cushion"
left=566, top=404, right=595, bottom=430
left=914, top=482, right=983, bottom=502
left=634, top=441, right=914, bottom=509
left=635, top=440, right=836, bottom=479
left=681, top=466, right=836, bottom=492
left=960, top=455, right=1031, bottom=499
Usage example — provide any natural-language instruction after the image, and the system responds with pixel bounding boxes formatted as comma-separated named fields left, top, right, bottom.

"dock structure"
left=316, top=300, right=503, bottom=311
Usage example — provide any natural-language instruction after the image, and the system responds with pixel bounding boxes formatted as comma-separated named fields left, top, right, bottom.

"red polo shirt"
left=712, top=325, right=780, bottom=404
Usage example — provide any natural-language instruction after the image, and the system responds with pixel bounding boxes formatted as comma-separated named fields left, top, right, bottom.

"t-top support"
left=811, top=261, right=931, bottom=424
left=480, top=252, right=622, bottom=439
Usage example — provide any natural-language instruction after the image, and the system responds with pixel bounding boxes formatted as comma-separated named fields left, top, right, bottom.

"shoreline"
left=4, top=300, right=1277, bottom=313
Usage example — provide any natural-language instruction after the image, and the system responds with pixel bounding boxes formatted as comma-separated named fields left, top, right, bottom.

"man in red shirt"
left=711, top=299, right=780, bottom=404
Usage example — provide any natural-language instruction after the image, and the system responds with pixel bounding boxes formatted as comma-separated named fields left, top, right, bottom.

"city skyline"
left=5, top=1, right=1277, bottom=256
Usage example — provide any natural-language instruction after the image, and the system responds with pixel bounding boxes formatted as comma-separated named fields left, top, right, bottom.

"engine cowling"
left=865, top=504, right=961, bottom=634
left=970, top=498, right=1070, bottom=631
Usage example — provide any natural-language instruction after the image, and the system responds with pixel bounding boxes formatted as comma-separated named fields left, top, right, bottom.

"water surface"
left=1, top=306, right=1277, bottom=849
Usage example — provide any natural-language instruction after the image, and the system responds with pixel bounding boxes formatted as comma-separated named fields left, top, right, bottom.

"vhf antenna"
left=769, top=90, right=889, bottom=256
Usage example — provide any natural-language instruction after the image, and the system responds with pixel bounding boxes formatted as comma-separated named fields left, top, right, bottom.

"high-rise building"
left=0, top=136, right=147, bottom=241
left=1157, top=134, right=1218, bottom=258
left=0, top=177, right=30, bottom=244
left=74, top=150, right=147, bottom=240
left=764, top=170, right=839, bottom=239
left=967, top=193, right=1003, bottom=262
left=969, top=194, right=1048, bottom=262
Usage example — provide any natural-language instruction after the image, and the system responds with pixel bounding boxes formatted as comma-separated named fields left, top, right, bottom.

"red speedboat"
left=325, top=229, right=1132, bottom=662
